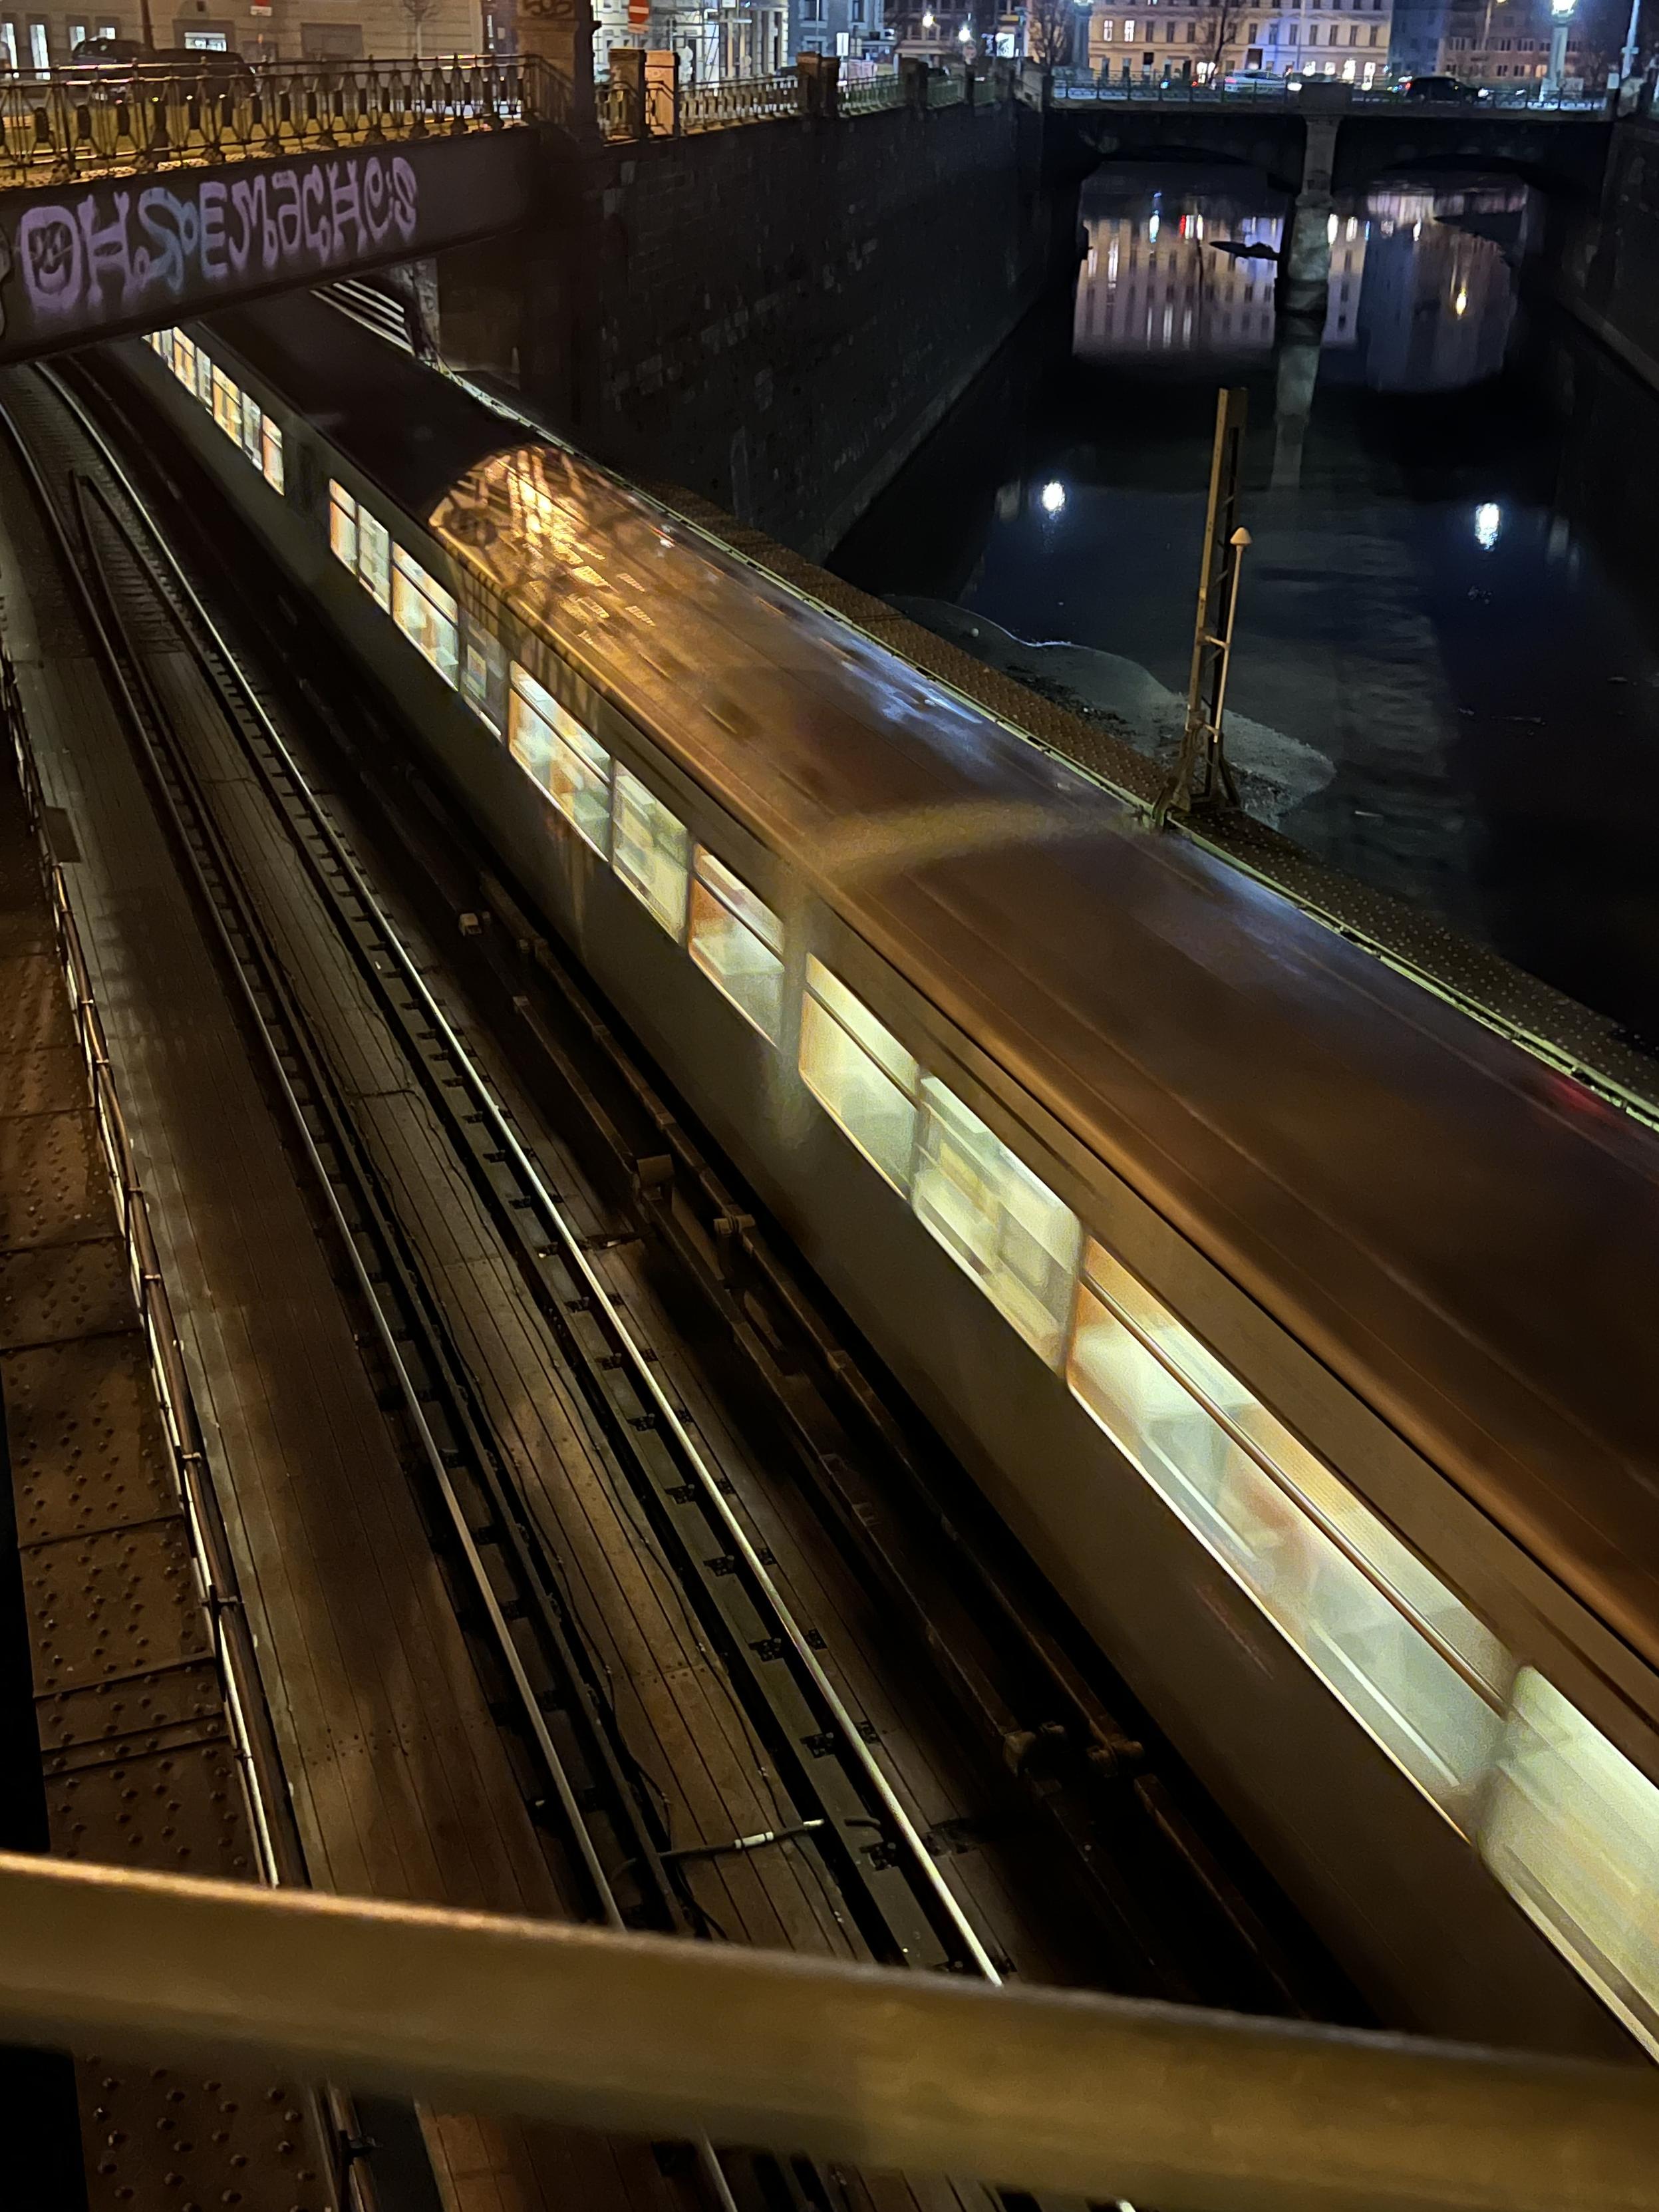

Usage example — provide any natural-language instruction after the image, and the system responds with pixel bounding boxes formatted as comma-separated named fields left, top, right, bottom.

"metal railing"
left=2, top=1850, right=1658, bottom=2212
left=0, top=53, right=549, bottom=184
left=1048, top=71, right=1607, bottom=109
left=840, top=66, right=907, bottom=114
left=682, top=67, right=799, bottom=129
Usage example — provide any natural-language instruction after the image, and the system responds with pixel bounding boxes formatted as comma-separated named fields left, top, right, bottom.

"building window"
left=611, top=765, right=688, bottom=936
left=27, top=18, right=47, bottom=67
left=510, top=665, right=611, bottom=854
left=689, top=848, right=784, bottom=1043
left=799, top=958, right=918, bottom=1193
left=0, top=22, right=17, bottom=67
left=462, top=626, right=509, bottom=738
left=390, top=546, right=459, bottom=689
left=913, top=1078, right=1080, bottom=1365
left=67, top=18, right=86, bottom=45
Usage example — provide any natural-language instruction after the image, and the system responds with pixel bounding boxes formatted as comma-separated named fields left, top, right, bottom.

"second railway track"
left=0, top=349, right=1360, bottom=2210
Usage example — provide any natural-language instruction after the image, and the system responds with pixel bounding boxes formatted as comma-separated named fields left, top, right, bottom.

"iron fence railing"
left=681, top=68, right=798, bottom=130
left=0, top=53, right=549, bottom=184
left=839, top=67, right=906, bottom=114
left=1048, top=72, right=1607, bottom=108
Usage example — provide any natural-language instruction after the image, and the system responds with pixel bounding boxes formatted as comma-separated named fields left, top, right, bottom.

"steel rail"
left=41, top=360, right=1003, bottom=1990
left=1, top=1851, right=1656, bottom=2212
left=1, top=382, right=742, bottom=2211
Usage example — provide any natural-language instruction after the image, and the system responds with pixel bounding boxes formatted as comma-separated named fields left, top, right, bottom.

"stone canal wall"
left=1558, top=116, right=1659, bottom=395
left=441, top=95, right=1076, bottom=561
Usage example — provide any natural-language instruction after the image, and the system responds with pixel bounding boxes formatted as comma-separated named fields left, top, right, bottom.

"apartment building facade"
left=0, top=0, right=482, bottom=65
left=1086, top=0, right=1394, bottom=82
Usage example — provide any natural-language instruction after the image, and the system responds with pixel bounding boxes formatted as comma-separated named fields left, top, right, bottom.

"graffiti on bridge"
left=3, top=149, right=420, bottom=331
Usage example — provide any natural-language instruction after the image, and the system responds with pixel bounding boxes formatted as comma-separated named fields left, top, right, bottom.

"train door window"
left=210, top=365, right=241, bottom=447
left=328, top=482, right=358, bottom=575
left=1479, top=1669, right=1659, bottom=2056
left=612, top=764, right=688, bottom=935
left=510, top=666, right=610, bottom=852
left=462, top=627, right=509, bottom=738
left=260, top=417, right=284, bottom=495
left=1068, top=1240, right=1511, bottom=1817
left=688, top=848, right=783, bottom=1042
left=798, top=959, right=918, bottom=1193
left=391, top=545, right=459, bottom=688
left=357, top=509, right=390, bottom=612
left=911, top=1078, right=1080, bottom=1364
left=236, top=391, right=263, bottom=472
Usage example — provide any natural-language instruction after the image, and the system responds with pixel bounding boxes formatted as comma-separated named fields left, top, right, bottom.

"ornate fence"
left=681, top=69, right=800, bottom=131
left=0, top=53, right=549, bottom=186
left=595, top=59, right=982, bottom=140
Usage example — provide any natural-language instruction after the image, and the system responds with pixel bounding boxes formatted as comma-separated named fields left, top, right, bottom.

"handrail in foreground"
left=0, top=1851, right=1656, bottom=2212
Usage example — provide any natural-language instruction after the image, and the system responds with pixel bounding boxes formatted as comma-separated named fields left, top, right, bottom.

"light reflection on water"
left=1072, top=173, right=1527, bottom=388
left=831, top=169, right=1659, bottom=1031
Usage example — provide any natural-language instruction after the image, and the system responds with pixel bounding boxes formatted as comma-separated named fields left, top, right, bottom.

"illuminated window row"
left=318, top=464, right=1659, bottom=2058
left=146, top=327, right=284, bottom=494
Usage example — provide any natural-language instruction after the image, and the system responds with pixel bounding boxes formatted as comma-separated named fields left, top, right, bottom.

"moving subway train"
left=112, top=297, right=1658, bottom=2058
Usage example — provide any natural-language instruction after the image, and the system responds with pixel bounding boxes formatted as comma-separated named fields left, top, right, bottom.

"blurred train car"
left=102, top=296, right=1659, bottom=2062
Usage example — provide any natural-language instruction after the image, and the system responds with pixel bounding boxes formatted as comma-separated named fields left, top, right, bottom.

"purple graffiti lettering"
left=226, top=174, right=264, bottom=277
left=325, top=160, right=361, bottom=260
left=271, top=171, right=302, bottom=260
left=199, top=179, right=227, bottom=282
left=10, top=146, right=426, bottom=333
left=300, top=167, right=330, bottom=259
left=361, top=157, right=390, bottom=244
left=390, top=157, right=418, bottom=245
left=136, top=188, right=186, bottom=297
left=17, top=207, right=82, bottom=316
left=76, top=190, right=133, bottom=310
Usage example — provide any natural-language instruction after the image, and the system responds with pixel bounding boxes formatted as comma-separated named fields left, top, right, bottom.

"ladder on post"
left=1155, top=385, right=1251, bottom=826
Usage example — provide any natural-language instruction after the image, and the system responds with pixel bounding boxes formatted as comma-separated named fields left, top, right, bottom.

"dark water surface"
left=832, top=166, right=1659, bottom=1038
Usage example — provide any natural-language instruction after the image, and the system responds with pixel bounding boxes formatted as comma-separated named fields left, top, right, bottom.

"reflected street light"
left=1040, top=480, right=1067, bottom=515
left=1474, top=502, right=1501, bottom=551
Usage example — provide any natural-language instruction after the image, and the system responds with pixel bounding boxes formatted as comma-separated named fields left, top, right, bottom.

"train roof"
left=200, top=302, right=1659, bottom=1691
left=431, top=440, right=1659, bottom=1684
left=202, top=293, right=522, bottom=516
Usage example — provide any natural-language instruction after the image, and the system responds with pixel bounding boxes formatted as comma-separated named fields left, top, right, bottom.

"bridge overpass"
left=0, top=57, right=547, bottom=363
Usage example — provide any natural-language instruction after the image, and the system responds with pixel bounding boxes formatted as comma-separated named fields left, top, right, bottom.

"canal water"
left=831, top=164, right=1659, bottom=1042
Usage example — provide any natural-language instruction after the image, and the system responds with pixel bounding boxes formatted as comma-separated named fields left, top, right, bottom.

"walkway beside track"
left=0, top=385, right=658, bottom=2212
left=0, top=686, right=335, bottom=2208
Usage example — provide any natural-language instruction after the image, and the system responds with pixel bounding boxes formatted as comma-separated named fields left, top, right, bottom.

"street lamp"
left=1543, top=0, right=1575, bottom=100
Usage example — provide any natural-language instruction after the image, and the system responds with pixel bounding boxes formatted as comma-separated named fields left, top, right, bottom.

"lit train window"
left=328, top=482, right=358, bottom=574
left=688, top=848, right=783, bottom=1042
left=463, top=627, right=509, bottom=738
left=260, top=420, right=284, bottom=496
left=357, top=510, right=391, bottom=613
left=799, top=959, right=918, bottom=1193
left=911, top=1080, right=1080, bottom=1364
left=1480, top=1669, right=1659, bottom=2056
left=210, top=365, right=241, bottom=447
left=1068, top=1240, right=1512, bottom=1819
left=391, top=546, right=459, bottom=689
left=510, top=667, right=610, bottom=852
left=612, top=764, right=688, bottom=935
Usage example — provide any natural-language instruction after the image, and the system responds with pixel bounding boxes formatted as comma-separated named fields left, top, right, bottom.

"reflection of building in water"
left=1356, top=188, right=1521, bottom=391
left=1072, top=196, right=1368, bottom=360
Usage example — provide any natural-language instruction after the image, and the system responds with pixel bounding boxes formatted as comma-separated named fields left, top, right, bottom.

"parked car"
left=67, top=37, right=256, bottom=92
left=1396, top=71, right=1488, bottom=100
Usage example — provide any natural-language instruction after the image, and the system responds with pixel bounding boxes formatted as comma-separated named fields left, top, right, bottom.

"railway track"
left=0, top=349, right=1360, bottom=2204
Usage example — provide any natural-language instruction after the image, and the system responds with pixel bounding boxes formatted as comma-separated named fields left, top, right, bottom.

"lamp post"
left=1618, top=0, right=1640, bottom=78
left=1543, top=0, right=1575, bottom=98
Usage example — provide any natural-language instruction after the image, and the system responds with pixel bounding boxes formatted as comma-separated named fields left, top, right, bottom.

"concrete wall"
left=438, top=93, right=1076, bottom=559
left=1561, top=116, right=1659, bottom=393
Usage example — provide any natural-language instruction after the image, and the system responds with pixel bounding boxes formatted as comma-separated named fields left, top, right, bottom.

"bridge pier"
left=1277, top=104, right=1340, bottom=326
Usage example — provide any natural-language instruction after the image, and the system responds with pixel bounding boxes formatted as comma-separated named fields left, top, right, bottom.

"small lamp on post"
left=1544, top=0, right=1576, bottom=100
